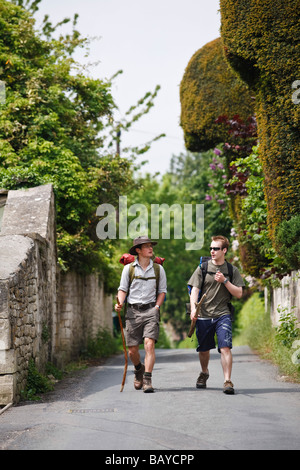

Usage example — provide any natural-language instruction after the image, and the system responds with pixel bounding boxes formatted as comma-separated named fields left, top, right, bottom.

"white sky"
left=34, top=0, right=221, bottom=175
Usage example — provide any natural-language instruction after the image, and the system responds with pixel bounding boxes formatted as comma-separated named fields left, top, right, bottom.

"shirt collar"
left=133, top=258, right=154, bottom=270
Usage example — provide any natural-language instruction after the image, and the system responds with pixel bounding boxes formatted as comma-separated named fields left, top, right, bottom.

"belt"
left=128, top=302, right=156, bottom=311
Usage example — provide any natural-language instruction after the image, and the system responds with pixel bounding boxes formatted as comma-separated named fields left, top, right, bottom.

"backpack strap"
left=153, top=262, right=160, bottom=292
left=129, top=262, right=135, bottom=286
left=128, top=261, right=160, bottom=296
left=225, top=261, right=234, bottom=320
left=226, top=261, right=233, bottom=283
left=200, top=260, right=208, bottom=293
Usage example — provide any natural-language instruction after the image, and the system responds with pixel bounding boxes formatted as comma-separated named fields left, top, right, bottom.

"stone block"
left=1, top=184, right=54, bottom=241
left=0, top=374, right=15, bottom=405
left=0, top=318, right=11, bottom=350
left=0, top=282, right=9, bottom=318
left=0, top=349, right=16, bottom=374
left=0, top=235, right=34, bottom=281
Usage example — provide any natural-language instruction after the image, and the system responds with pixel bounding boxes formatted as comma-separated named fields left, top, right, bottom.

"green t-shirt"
left=188, top=260, right=245, bottom=318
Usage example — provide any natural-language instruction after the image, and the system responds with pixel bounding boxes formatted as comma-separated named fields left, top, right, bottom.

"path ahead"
left=0, top=346, right=299, bottom=451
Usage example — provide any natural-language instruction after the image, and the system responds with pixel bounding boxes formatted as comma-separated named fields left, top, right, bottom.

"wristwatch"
left=223, top=278, right=229, bottom=285
left=155, top=304, right=160, bottom=309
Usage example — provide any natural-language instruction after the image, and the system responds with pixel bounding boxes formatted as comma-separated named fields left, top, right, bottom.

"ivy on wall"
left=219, top=0, right=300, bottom=268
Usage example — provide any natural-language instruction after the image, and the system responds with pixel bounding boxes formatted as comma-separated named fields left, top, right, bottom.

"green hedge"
left=220, top=1, right=300, bottom=267
left=180, top=37, right=254, bottom=152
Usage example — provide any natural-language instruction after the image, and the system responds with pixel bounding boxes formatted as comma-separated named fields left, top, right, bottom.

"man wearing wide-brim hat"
left=115, top=236, right=167, bottom=392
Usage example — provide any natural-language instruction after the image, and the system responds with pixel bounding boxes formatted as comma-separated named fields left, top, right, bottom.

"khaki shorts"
left=125, top=305, right=160, bottom=346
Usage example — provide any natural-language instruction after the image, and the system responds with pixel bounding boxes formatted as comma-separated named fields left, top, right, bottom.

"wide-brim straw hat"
left=129, top=236, right=158, bottom=255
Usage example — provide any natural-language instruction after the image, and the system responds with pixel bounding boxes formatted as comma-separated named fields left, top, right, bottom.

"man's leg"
left=141, top=306, right=160, bottom=393
left=128, top=345, right=145, bottom=390
left=128, top=344, right=141, bottom=366
left=220, top=347, right=234, bottom=394
left=199, top=350, right=210, bottom=373
left=144, top=337, right=156, bottom=372
left=215, top=315, right=234, bottom=394
left=220, top=347, right=232, bottom=381
left=196, top=350, right=210, bottom=388
left=143, top=337, right=155, bottom=392
left=195, top=318, right=215, bottom=389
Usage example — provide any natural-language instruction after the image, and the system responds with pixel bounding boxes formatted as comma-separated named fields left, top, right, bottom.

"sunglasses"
left=210, top=247, right=221, bottom=251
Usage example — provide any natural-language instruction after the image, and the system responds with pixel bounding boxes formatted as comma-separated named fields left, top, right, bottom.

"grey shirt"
left=188, top=260, right=245, bottom=318
left=118, top=258, right=167, bottom=305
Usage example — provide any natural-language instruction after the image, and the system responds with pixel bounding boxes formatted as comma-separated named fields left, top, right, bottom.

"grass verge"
left=234, top=292, right=300, bottom=383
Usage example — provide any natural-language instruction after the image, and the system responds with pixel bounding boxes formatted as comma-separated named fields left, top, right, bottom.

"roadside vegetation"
left=234, top=293, right=300, bottom=383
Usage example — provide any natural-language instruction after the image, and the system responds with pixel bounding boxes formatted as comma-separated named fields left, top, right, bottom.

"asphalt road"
left=0, top=346, right=299, bottom=451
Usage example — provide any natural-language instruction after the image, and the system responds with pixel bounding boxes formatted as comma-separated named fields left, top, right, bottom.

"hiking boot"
left=223, top=380, right=235, bottom=394
left=196, top=371, right=209, bottom=389
left=143, top=374, right=154, bottom=393
left=134, top=363, right=145, bottom=390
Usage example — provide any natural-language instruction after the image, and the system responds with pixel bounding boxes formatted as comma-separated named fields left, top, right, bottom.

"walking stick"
left=187, top=293, right=207, bottom=338
left=116, top=297, right=128, bottom=392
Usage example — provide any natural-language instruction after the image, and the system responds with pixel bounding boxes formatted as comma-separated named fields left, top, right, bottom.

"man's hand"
left=214, top=272, right=243, bottom=299
left=187, top=294, right=207, bottom=338
left=215, top=271, right=226, bottom=283
left=115, top=302, right=123, bottom=313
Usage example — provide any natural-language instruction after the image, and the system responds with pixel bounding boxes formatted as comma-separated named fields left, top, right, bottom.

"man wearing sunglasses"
left=188, top=235, right=244, bottom=394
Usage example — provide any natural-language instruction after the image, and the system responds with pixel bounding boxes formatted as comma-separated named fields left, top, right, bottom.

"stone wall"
left=0, top=184, right=112, bottom=405
left=0, top=234, right=52, bottom=403
left=55, top=271, right=113, bottom=368
left=265, top=270, right=300, bottom=326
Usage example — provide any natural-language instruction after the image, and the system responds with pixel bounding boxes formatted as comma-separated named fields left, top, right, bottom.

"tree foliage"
left=0, top=0, right=161, bottom=289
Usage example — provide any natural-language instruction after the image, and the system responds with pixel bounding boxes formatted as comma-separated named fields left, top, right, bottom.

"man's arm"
left=115, top=264, right=130, bottom=312
left=190, top=286, right=200, bottom=319
left=155, top=265, right=167, bottom=309
left=225, top=281, right=243, bottom=299
left=215, top=272, right=243, bottom=299
left=156, top=292, right=165, bottom=309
